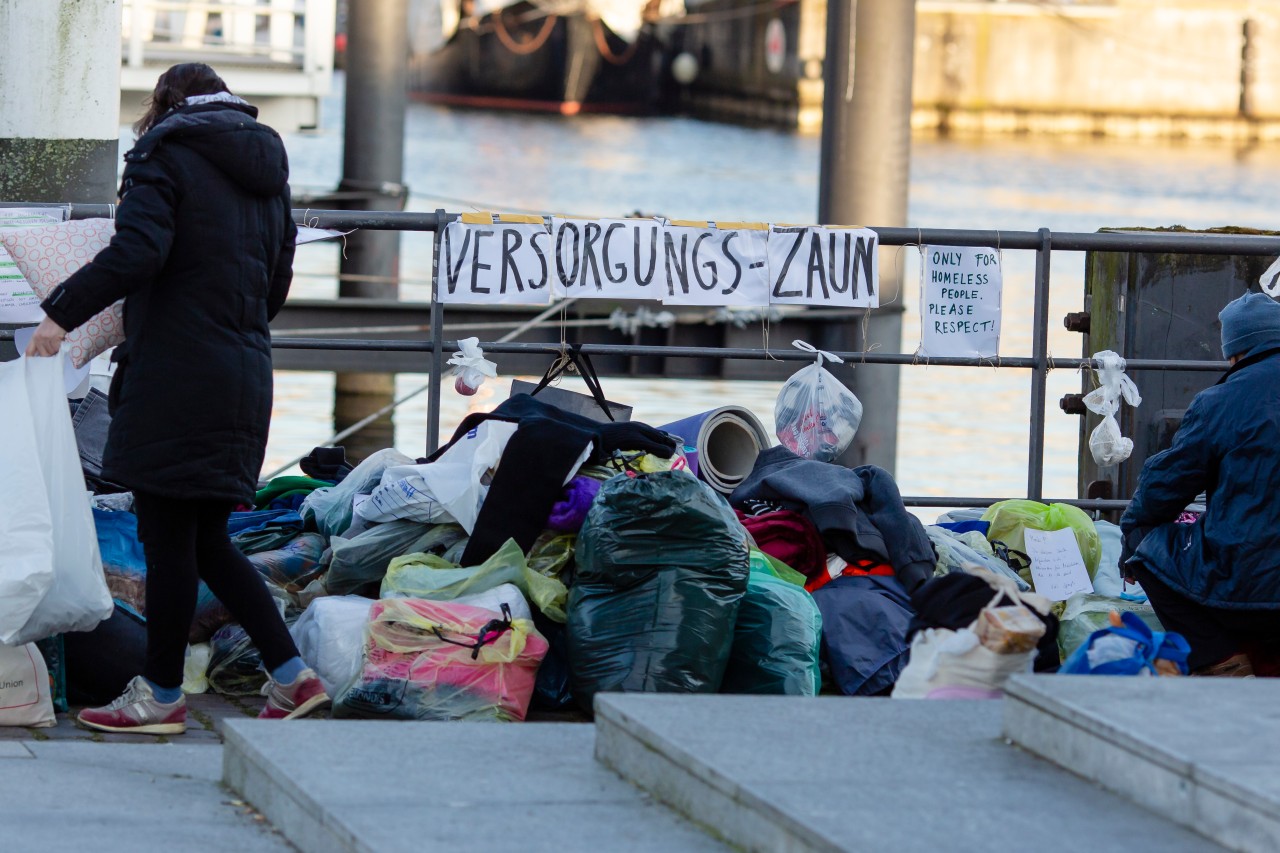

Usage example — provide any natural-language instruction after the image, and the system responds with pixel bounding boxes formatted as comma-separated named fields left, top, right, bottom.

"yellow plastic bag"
left=381, top=539, right=570, bottom=622
left=980, top=500, right=1101, bottom=587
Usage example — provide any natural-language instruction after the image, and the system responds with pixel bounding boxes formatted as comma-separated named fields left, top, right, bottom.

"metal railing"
left=19, top=204, right=1280, bottom=513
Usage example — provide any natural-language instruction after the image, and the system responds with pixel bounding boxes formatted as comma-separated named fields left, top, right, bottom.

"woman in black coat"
left=27, top=63, right=329, bottom=733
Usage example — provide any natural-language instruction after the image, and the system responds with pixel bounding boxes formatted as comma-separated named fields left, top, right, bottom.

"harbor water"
left=189, top=81, right=1280, bottom=507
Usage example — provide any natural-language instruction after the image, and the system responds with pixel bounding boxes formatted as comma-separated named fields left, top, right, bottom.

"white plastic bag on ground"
left=0, top=643, right=56, bottom=727
left=356, top=420, right=518, bottom=532
left=300, top=448, right=414, bottom=538
left=891, top=627, right=1034, bottom=699
left=0, top=353, right=111, bottom=645
left=1083, top=350, right=1141, bottom=468
left=774, top=341, right=862, bottom=462
left=290, top=595, right=374, bottom=696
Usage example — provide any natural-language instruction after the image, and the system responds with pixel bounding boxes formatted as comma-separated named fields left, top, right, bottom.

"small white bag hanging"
left=1082, top=350, right=1142, bottom=468
left=448, top=336, right=498, bottom=396
left=774, top=340, right=863, bottom=463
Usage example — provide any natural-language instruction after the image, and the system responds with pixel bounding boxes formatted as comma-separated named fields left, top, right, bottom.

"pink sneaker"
left=258, top=668, right=331, bottom=720
left=77, top=676, right=187, bottom=735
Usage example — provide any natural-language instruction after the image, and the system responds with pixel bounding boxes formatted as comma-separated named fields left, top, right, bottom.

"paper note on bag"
left=1023, top=527, right=1094, bottom=601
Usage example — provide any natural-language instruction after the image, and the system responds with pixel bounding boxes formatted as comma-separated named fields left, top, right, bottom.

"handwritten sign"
left=0, top=208, right=65, bottom=323
left=919, top=246, right=1002, bottom=358
left=549, top=217, right=665, bottom=301
left=437, top=217, right=552, bottom=305
left=1023, top=527, right=1094, bottom=602
left=436, top=215, right=882, bottom=307
left=661, top=221, right=770, bottom=307
left=767, top=225, right=878, bottom=308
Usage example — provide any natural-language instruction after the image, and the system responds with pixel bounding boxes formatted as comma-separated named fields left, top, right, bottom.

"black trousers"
left=1131, top=561, right=1280, bottom=672
left=134, top=494, right=299, bottom=688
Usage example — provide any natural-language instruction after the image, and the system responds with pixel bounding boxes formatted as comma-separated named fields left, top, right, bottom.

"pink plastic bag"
left=334, top=597, right=548, bottom=721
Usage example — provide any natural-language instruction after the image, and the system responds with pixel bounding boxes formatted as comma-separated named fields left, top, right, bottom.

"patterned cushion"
left=0, top=219, right=124, bottom=368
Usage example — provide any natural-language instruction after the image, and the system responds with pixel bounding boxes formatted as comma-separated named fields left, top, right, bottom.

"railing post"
left=427, top=209, right=446, bottom=455
left=1028, top=227, right=1052, bottom=500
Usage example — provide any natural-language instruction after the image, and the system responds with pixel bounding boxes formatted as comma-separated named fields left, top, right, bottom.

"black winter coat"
left=42, top=100, right=296, bottom=503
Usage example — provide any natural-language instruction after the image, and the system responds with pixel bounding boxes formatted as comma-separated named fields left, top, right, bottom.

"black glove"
left=596, top=422, right=678, bottom=459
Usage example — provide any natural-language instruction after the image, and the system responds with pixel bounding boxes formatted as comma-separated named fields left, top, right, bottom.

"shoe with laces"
left=258, top=668, right=331, bottom=720
left=77, top=676, right=187, bottom=735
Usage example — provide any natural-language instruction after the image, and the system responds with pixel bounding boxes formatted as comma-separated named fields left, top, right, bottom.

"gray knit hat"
left=1219, top=291, right=1280, bottom=359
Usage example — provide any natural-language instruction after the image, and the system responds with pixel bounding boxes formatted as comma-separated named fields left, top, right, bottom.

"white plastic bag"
left=299, top=448, right=414, bottom=538
left=1083, top=350, right=1141, bottom=467
left=0, top=353, right=112, bottom=645
left=0, top=357, right=57, bottom=641
left=448, top=336, right=498, bottom=396
left=774, top=340, right=862, bottom=462
left=356, top=420, right=519, bottom=532
left=0, top=643, right=56, bottom=727
left=290, top=595, right=373, bottom=696
left=891, top=627, right=1034, bottom=699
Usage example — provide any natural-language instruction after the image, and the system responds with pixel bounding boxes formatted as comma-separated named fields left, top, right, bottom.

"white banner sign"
left=549, top=217, right=666, bottom=301
left=919, top=245, right=1002, bottom=358
left=436, top=216, right=881, bottom=307
left=661, top=221, right=770, bottom=307
left=437, top=218, right=552, bottom=305
left=767, top=225, right=879, bottom=308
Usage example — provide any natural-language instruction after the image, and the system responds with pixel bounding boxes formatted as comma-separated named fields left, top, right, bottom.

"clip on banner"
left=1083, top=350, right=1142, bottom=467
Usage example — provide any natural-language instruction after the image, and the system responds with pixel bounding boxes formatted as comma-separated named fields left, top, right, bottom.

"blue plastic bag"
left=1060, top=610, right=1190, bottom=676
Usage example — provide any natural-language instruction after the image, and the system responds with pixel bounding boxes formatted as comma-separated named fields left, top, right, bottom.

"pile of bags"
left=5, top=343, right=1190, bottom=726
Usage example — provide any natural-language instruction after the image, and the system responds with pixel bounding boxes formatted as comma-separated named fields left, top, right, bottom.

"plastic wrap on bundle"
left=290, top=595, right=373, bottom=697
left=300, top=448, right=414, bottom=538
left=333, top=598, right=548, bottom=722
left=381, top=539, right=569, bottom=622
left=325, top=521, right=467, bottom=597
left=568, top=472, right=750, bottom=710
left=981, top=500, right=1102, bottom=586
left=207, top=624, right=266, bottom=696
left=721, top=570, right=822, bottom=695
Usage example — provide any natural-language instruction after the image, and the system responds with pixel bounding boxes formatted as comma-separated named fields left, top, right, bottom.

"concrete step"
left=1004, top=674, right=1280, bottom=853
left=1, top=741, right=289, bottom=852
left=594, top=693, right=1220, bottom=853
left=222, top=719, right=727, bottom=853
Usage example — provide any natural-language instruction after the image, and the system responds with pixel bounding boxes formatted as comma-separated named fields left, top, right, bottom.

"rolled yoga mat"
left=660, top=406, right=772, bottom=495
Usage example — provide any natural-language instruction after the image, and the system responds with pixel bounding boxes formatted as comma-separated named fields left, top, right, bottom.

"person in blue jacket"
left=1120, top=291, right=1280, bottom=676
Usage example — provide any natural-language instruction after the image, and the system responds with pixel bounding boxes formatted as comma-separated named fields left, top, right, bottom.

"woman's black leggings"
left=133, top=493, right=299, bottom=688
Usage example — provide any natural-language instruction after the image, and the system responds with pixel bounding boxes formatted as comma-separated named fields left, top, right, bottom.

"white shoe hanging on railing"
left=1083, top=350, right=1142, bottom=467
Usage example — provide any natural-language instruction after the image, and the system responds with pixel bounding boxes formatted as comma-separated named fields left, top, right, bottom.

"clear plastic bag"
left=774, top=341, right=862, bottom=462
left=333, top=598, right=548, bottom=721
left=290, top=595, right=373, bottom=697
left=1083, top=350, right=1141, bottom=468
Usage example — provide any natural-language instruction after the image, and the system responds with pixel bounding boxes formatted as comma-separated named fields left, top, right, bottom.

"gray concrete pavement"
left=1, top=739, right=292, bottom=852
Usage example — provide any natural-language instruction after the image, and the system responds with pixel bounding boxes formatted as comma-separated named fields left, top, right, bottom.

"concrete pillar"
left=0, top=1, right=122, bottom=202
left=818, top=0, right=915, bottom=474
left=333, top=0, right=409, bottom=462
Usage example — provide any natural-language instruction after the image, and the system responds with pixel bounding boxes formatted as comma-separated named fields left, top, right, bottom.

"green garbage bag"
left=1057, top=593, right=1164, bottom=662
left=326, top=521, right=467, bottom=597
left=981, top=499, right=1102, bottom=587
left=721, top=569, right=822, bottom=696
left=568, top=472, right=750, bottom=711
left=749, top=548, right=808, bottom=588
left=381, top=539, right=570, bottom=622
